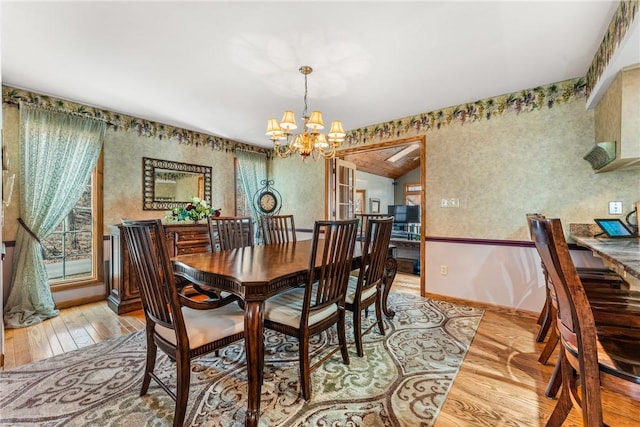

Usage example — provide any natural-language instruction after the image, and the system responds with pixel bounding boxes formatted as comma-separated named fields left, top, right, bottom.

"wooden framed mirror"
left=142, top=157, right=212, bottom=210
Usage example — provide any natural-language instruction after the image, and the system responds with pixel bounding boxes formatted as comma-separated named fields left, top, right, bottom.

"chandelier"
left=266, top=66, right=345, bottom=160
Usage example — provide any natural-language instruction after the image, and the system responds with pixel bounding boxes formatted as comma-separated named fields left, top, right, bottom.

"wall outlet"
left=609, top=201, right=623, bottom=215
left=440, top=265, right=448, bottom=275
left=441, top=199, right=448, bottom=207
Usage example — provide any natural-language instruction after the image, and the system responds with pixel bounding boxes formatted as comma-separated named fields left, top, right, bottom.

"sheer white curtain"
left=235, top=149, right=267, bottom=239
left=4, top=104, right=106, bottom=328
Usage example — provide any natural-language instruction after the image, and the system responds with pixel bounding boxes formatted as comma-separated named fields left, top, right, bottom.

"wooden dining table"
left=171, top=239, right=398, bottom=427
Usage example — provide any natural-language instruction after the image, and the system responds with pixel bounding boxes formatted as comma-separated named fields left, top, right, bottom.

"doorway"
left=327, top=136, right=426, bottom=296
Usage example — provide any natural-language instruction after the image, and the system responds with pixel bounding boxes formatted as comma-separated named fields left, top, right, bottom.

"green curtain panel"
left=235, top=149, right=267, bottom=235
left=4, top=104, right=106, bottom=328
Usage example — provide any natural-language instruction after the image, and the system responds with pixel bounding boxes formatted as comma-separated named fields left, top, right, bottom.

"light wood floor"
left=3, top=274, right=639, bottom=426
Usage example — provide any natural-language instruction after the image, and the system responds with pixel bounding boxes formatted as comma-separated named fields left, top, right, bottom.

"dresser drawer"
left=176, top=242, right=210, bottom=255
left=175, top=230, right=210, bottom=243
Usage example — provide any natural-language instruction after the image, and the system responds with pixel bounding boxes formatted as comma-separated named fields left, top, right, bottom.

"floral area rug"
left=0, top=292, right=483, bottom=426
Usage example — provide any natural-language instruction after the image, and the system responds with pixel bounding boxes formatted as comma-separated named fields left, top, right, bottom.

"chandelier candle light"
left=266, top=66, right=346, bottom=160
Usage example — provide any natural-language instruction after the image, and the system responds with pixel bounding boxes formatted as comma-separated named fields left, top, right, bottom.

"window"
left=42, top=162, right=102, bottom=288
left=405, top=183, right=421, bottom=206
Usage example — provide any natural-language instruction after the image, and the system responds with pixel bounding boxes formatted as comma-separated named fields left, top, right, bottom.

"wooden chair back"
left=121, top=219, right=185, bottom=341
left=261, top=214, right=296, bottom=245
left=356, top=216, right=394, bottom=298
left=305, top=219, right=359, bottom=320
left=208, top=216, right=254, bottom=251
left=529, top=217, right=581, bottom=339
left=355, top=213, right=388, bottom=240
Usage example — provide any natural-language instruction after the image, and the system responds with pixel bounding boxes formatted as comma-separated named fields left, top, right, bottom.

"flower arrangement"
left=168, top=196, right=221, bottom=222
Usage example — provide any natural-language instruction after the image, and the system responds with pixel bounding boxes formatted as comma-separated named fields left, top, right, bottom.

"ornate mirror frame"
left=142, top=157, right=212, bottom=210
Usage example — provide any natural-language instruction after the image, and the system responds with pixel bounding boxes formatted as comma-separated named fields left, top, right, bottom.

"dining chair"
left=525, top=214, right=625, bottom=344
left=121, top=219, right=245, bottom=427
left=263, top=219, right=358, bottom=400
left=526, top=214, right=640, bottom=397
left=345, top=216, right=393, bottom=357
left=261, top=214, right=296, bottom=245
left=208, top=216, right=254, bottom=251
left=529, top=216, right=640, bottom=426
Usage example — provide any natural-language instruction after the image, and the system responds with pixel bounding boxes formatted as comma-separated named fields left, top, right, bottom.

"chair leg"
left=545, top=355, right=562, bottom=398
left=299, top=337, right=311, bottom=400
left=536, top=295, right=552, bottom=342
left=173, top=353, right=191, bottom=427
left=141, top=329, right=157, bottom=396
left=536, top=299, right=547, bottom=325
left=538, top=326, right=559, bottom=364
left=545, top=351, right=573, bottom=427
left=353, top=308, right=364, bottom=357
left=338, top=310, right=350, bottom=366
left=375, top=297, right=385, bottom=337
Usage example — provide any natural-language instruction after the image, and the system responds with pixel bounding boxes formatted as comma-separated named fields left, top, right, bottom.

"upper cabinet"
left=587, top=64, right=640, bottom=172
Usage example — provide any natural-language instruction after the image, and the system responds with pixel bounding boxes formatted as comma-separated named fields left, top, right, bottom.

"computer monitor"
left=387, top=205, right=420, bottom=224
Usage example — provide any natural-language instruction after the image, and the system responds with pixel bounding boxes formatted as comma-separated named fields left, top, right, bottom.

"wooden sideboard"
left=108, top=222, right=210, bottom=314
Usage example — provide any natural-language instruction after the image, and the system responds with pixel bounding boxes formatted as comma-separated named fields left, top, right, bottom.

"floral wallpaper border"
left=586, top=0, right=639, bottom=98
left=343, top=77, right=587, bottom=146
left=2, top=86, right=270, bottom=156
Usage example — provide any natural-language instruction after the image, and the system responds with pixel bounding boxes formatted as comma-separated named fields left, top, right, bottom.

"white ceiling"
left=1, top=1, right=631, bottom=149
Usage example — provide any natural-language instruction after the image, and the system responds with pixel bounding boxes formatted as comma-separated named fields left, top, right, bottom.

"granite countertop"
left=569, top=223, right=604, bottom=239
left=571, top=235, right=640, bottom=280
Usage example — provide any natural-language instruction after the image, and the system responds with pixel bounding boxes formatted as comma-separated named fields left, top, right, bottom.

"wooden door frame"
left=325, top=135, right=426, bottom=296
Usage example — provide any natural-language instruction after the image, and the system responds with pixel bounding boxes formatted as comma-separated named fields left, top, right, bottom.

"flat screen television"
left=387, top=205, right=420, bottom=224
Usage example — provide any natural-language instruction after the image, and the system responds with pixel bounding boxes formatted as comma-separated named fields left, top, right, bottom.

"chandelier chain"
left=303, top=72, right=309, bottom=120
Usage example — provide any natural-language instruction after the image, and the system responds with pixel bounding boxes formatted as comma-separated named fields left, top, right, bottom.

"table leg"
left=244, top=300, right=264, bottom=427
left=382, top=256, right=397, bottom=318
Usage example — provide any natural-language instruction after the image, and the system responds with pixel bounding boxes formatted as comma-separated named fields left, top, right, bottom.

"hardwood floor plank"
left=25, top=322, right=54, bottom=363
left=1, top=330, right=16, bottom=371
left=96, top=302, right=144, bottom=334
left=63, top=306, right=99, bottom=348
left=41, top=320, right=64, bottom=356
left=116, top=312, right=145, bottom=334
left=81, top=303, right=127, bottom=340
left=11, top=326, right=33, bottom=367
left=49, top=313, right=79, bottom=353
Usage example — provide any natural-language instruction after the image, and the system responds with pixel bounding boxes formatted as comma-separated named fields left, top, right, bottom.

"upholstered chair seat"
left=264, top=287, right=338, bottom=328
left=155, top=304, right=245, bottom=349
left=345, top=275, right=377, bottom=305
